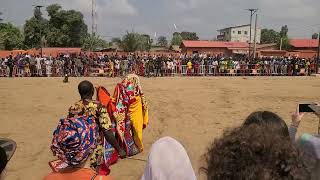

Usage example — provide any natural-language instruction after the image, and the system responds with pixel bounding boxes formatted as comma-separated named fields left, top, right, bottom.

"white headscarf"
left=141, top=137, right=197, bottom=180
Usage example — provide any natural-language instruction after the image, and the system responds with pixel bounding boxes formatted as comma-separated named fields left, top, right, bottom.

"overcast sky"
left=1, top=0, right=320, bottom=40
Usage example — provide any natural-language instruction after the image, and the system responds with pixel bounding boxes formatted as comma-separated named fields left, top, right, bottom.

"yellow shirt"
left=187, top=62, right=192, bottom=69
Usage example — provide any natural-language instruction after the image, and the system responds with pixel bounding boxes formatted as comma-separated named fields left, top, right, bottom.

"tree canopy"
left=82, top=34, right=109, bottom=51
left=0, top=23, right=23, bottom=50
left=312, top=33, right=319, bottom=39
left=157, top=36, right=168, bottom=47
left=261, top=29, right=280, bottom=44
left=115, top=32, right=153, bottom=52
left=24, top=4, right=88, bottom=49
left=180, top=31, right=199, bottom=40
left=171, top=32, right=183, bottom=46
left=280, top=25, right=288, bottom=38
left=170, top=31, right=198, bottom=46
left=23, top=7, right=47, bottom=49
left=278, top=25, right=291, bottom=50
left=261, top=26, right=291, bottom=50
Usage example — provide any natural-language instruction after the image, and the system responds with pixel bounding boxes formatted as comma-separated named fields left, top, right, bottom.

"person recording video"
left=290, top=103, right=320, bottom=180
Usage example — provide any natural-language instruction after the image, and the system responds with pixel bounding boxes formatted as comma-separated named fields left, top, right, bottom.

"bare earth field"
left=1, top=77, right=320, bottom=180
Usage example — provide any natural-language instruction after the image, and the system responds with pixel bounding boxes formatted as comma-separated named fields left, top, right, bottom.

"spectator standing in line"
left=6, top=55, right=14, bottom=77
left=35, top=55, right=42, bottom=77
left=29, top=55, right=36, bottom=77
left=187, top=59, right=192, bottom=76
left=45, top=57, right=53, bottom=77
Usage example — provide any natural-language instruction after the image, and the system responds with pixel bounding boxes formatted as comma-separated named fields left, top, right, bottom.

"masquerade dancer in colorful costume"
left=121, top=74, right=149, bottom=152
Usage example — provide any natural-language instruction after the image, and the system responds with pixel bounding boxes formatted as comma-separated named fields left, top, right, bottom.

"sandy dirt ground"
left=1, top=76, right=320, bottom=180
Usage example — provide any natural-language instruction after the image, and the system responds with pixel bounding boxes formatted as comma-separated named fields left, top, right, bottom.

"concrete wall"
left=182, top=47, right=231, bottom=56
left=230, top=26, right=261, bottom=44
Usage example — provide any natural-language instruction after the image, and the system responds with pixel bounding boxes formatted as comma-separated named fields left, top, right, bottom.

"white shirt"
left=36, top=58, right=41, bottom=66
left=212, top=61, right=218, bottom=66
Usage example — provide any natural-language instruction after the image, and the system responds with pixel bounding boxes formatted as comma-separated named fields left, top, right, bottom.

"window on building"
left=238, top=31, right=241, bottom=34
left=244, top=31, right=248, bottom=35
left=233, top=31, right=235, bottom=34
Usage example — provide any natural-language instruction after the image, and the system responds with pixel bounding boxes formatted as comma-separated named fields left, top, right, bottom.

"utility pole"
left=280, top=38, right=283, bottom=51
left=246, top=9, right=258, bottom=61
left=91, top=0, right=97, bottom=35
left=253, top=13, right=258, bottom=59
left=33, top=5, right=44, bottom=57
left=317, top=32, right=320, bottom=74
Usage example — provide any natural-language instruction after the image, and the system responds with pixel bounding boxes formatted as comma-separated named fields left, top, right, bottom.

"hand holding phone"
left=299, top=103, right=316, bottom=113
left=292, top=106, right=305, bottom=127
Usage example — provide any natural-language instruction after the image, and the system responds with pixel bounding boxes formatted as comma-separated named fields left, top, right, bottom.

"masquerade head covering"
left=51, top=116, right=98, bottom=167
left=141, top=137, right=197, bottom=180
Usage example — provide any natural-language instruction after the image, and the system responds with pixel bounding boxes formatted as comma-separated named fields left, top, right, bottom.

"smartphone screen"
left=299, top=104, right=315, bottom=113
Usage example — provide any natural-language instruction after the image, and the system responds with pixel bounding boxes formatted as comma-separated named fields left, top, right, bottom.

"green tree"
left=82, top=33, right=109, bottom=51
left=119, top=32, right=153, bottom=52
left=24, top=4, right=88, bottom=48
left=180, top=31, right=199, bottom=40
left=277, top=25, right=291, bottom=50
left=137, top=34, right=152, bottom=51
left=121, top=32, right=140, bottom=52
left=23, top=7, right=48, bottom=48
left=261, top=29, right=281, bottom=44
left=171, top=32, right=183, bottom=46
left=277, top=36, right=291, bottom=50
left=46, top=4, right=88, bottom=47
left=157, top=36, right=168, bottom=47
left=0, top=23, right=23, bottom=50
left=280, top=25, right=288, bottom=38
left=312, top=33, right=319, bottom=39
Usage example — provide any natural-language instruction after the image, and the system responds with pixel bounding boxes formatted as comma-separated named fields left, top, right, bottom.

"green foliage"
left=117, top=32, right=153, bottom=52
left=23, top=4, right=88, bottom=48
left=0, top=23, right=23, bottom=50
left=180, top=31, right=199, bottom=40
left=171, top=32, right=183, bottom=46
left=157, top=36, right=168, bottom=47
left=170, top=31, right=198, bottom=46
left=46, top=4, right=88, bottom=47
left=120, top=32, right=140, bottom=52
left=261, top=29, right=281, bottom=44
left=280, top=25, right=288, bottom=38
left=137, top=34, right=152, bottom=51
left=312, top=33, right=319, bottom=39
left=277, top=36, right=291, bottom=50
left=82, top=33, right=109, bottom=51
left=23, top=12, right=47, bottom=48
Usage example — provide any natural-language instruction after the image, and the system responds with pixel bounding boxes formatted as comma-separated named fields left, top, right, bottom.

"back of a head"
left=243, top=111, right=289, bottom=137
left=203, top=124, right=310, bottom=180
left=78, top=80, right=94, bottom=99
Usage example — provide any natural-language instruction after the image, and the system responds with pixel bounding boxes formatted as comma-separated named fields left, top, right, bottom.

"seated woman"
left=202, top=123, right=310, bottom=180
left=45, top=116, right=113, bottom=180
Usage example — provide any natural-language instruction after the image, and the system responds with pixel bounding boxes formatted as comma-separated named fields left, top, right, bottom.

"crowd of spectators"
left=0, top=53, right=318, bottom=78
